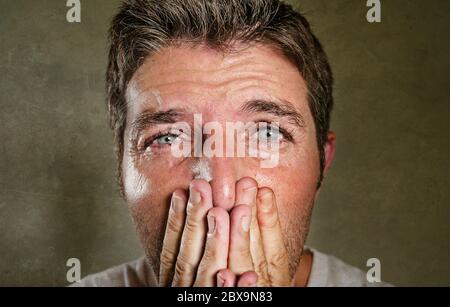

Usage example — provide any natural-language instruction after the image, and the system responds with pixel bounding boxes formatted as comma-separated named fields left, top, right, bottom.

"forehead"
left=125, top=42, right=309, bottom=120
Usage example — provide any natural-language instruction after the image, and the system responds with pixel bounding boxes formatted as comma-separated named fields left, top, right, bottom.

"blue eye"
left=153, top=134, right=179, bottom=145
left=257, top=126, right=283, bottom=142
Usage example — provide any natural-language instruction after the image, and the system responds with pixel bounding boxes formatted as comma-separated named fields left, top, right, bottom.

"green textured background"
left=0, top=0, right=449, bottom=286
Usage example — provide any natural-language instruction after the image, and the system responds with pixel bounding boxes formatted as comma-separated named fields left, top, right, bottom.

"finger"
left=257, top=188, right=290, bottom=286
left=217, top=269, right=237, bottom=287
left=172, top=180, right=213, bottom=286
left=159, top=189, right=187, bottom=287
left=237, top=271, right=258, bottom=287
left=235, top=177, right=269, bottom=286
left=194, top=207, right=230, bottom=286
left=228, top=204, right=254, bottom=275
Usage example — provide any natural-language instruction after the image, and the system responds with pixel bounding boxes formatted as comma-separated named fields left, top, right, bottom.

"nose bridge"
left=208, top=157, right=237, bottom=211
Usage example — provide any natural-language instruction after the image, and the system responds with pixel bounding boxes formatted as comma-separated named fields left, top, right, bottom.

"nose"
left=208, top=157, right=237, bottom=211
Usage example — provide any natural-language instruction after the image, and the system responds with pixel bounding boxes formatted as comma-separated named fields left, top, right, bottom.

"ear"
left=322, top=131, right=336, bottom=178
left=314, top=132, right=336, bottom=200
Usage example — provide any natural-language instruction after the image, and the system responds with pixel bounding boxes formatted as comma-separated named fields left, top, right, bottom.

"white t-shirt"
left=73, top=248, right=392, bottom=287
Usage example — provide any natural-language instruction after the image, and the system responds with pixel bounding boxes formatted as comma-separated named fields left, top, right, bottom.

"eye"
left=256, top=125, right=283, bottom=142
left=152, top=133, right=179, bottom=145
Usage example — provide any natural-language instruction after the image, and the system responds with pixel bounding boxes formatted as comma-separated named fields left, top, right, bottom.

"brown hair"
left=107, top=0, right=333, bottom=195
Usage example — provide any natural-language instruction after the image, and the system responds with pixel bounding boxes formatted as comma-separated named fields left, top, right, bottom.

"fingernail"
left=190, top=187, right=201, bottom=205
left=217, top=274, right=225, bottom=287
left=243, top=186, right=257, bottom=205
left=241, top=216, right=250, bottom=232
left=207, top=214, right=216, bottom=235
left=171, top=193, right=185, bottom=213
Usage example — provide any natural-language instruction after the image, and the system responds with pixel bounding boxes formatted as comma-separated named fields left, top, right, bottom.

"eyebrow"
left=240, top=99, right=306, bottom=128
left=130, top=108, right=184, bottom=141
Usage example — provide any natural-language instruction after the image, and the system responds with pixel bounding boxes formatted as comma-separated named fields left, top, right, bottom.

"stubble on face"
left=122, top=42, right=322, bottom=281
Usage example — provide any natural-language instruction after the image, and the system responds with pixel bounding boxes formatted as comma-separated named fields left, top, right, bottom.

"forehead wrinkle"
left=144, top=67, right=270, bottom=90
left=128, top=44, right=308, bottom=123
left=139, top=53, right=276, bottom=90
left=125, top=80, right=165, bottom=114
left=143, top=42, right=260, bottom=73
left=144, top=74, right=276, bottom=106
left=133, top=47, right=298, bottom=108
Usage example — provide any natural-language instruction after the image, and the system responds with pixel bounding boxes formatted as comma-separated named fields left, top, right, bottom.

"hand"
left=158, top=179, right=230, bottom=286
left=217, top=178, right=291, bottom=287
left=158, top=177, right=291, bottom=287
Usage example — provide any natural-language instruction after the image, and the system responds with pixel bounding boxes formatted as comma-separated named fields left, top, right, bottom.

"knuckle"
left=166, top=215, right=184, bottom=233
left=184, top=214, right=202, bottom=233
left=240, top=248, right=252, bottom=259
left=255, top=259, right=269, bottom=274
left=194, top=266, right=217, bottom=287
left=269, top=251, right=289, bottom=268
left=174, top=257, right=196, bottom=277
left=236, top=239, right=252, bottom=255
left=259, top=211, right=278, bottom=228
left=160, top=249, right=177, bottom=269
left=231, top=244, right=251, bottom=259
left=201, top=245, right=218, bottom=265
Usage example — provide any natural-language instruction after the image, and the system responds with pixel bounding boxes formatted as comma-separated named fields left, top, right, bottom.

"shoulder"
left=70, top=257, right=157, bottom=287
left=306, top=247, right=393, bottom=287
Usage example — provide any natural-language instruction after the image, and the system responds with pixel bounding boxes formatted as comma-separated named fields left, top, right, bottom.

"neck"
left=292, top=249, right=313, bottom=287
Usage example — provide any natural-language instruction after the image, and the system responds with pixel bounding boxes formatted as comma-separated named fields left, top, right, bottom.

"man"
left=76, top=0, right=389, bottom=287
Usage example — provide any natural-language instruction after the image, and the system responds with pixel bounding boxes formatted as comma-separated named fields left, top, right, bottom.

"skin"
left=121, top=42, right=336, bottom=287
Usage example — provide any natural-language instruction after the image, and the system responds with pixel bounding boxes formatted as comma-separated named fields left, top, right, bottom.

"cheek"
left=256, top=165, right=317, bottom=208
left=122, top=153, right=151, bottom=205
left=256, top=168, right=316, bottom=241
left=123, top=154, right=191, bottom=246
left=122, top=147, right=193, bottom=210
left=254, top=142, right=320, bottom=221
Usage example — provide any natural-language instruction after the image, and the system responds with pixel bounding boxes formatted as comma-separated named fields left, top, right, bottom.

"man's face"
left=121, top=43, right=325, bottom=274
